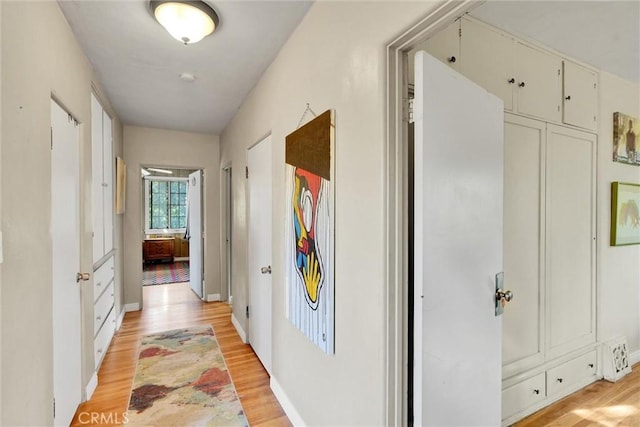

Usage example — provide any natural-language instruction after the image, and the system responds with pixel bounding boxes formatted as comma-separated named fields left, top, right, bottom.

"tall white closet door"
left=545, top=125, right=596, bottom=358
left=91, top=94, right=104, bottom=263
left=503, top=115, right=545, bottom=377
left=102, top=111, right=113, bottom=254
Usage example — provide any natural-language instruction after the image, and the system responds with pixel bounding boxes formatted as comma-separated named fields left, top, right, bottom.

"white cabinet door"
left=102, top=111, right=114, bottom=254
left=460, top=18, right=514, bottom=110
left=503, top=114, right=545, bottom=377
left=91, top=94, right=104, bottom=263
left=563, top=61, right=598, bottom=131
left=415, top=19, right=460, bottom=70
left=545, top=125, right=596, bottom=358
left=414, top=51, right=503, bottom=427
left=515, top=42, right=562, bottom=123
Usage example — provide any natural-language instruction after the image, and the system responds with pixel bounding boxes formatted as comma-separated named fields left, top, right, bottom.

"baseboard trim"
left=270, top=376, right=306, bottom=426
left=630, top=349, right=640, bottom=366
left=125, top=302, right=140, bottom=312
left=206, top=293, right=221, bottom=302
left=231, top=313, right=247, bottom=343
left=116, top=307, right=126, bottom=330
left=85, top=371, right=98, bottom=401
left=175, top=256, right=189, bottom=261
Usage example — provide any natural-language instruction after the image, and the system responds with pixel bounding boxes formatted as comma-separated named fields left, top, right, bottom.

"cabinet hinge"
left=558, top=69, right=561, bottom=76
left=405, top=98, right=415, bottom=124
left=594, top=83, right=597, bottom=89
left=50, top=127, right=53, bottom=150
left=245, top=166, right=249, bottom=179
left=246, top=305, right=250, bottom=318
left=458, top=27, right=462, bottom=38
left=53, top=397, right=56, bottom=418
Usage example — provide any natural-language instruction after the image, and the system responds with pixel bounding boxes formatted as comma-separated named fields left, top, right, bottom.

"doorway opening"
left=140, top=166, right=202, bottom=300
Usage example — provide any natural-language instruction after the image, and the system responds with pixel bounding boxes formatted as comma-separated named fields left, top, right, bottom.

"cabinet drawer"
left=546, top=351, right=597, bottom=396
left=94, top=308, right=116, bottom=370
left=94, top=282, right=114, bottom=336
left=93, top=256, right=114, bottom=301
left=503, top=373, right=546, bottom=420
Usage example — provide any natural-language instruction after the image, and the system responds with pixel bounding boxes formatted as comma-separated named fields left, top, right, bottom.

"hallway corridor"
left=72, top=283, right=290, bottom=426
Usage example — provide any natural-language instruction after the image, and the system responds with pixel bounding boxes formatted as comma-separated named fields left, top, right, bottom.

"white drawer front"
left=94, top=308, right=116, bottom=370
left=546, top=351, right=597, bottom=397
left=94, top=282, right=114, bottom=336
left=93, top=256, right=114, bottom=301
left=503, top=372, right=546, bottom=420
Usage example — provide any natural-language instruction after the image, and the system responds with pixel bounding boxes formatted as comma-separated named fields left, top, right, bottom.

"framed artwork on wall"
left=611, top=182, right=640, bottom=246
left=116, top=156, right=126, bottom=214
left=613, top=112, right=639, bottom=166
left=284, top=109, right=335, bottom=354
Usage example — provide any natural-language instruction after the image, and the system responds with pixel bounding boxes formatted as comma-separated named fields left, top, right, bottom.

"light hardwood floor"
left=514, top=362, right=640, bottom=427
left=71, top=282, right=290, bottom=426
left=73, top=282, right=639, bottom=426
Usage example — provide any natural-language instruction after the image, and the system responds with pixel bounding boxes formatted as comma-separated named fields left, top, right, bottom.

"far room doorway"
left=141, top=166, right=203, bottom=300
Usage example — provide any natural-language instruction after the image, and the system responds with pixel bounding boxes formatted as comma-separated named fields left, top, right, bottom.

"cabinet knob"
left=557, top=378, right=563, bottom=383
left=518, top=81, right=526, bottom=88
left=448, top=56, right=456, bottom=63
left=588, top=363, right=594, bottom=368
left=533, top=389, right=540, bottom=395
left=97, top=315, right=102, bottom=321
left=508, top=78, right=515, bottom=84
left=565, top=95, right=571, bottom=100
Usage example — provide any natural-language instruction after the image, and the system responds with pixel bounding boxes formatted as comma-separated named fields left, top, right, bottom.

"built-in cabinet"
left=419, top=17, right=598, bottom=131
left=416, top=15, right=600, bottom=426
left=91, top=93, right=114, bottom=264
left=91, top=93, right=116, bottom=370
left=502, top=115, right=597, bottom=424
left=92, top=256, right=115, bottom=369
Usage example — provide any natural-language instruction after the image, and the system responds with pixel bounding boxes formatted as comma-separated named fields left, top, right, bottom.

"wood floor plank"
left=71, top=282, right=290, bottom=426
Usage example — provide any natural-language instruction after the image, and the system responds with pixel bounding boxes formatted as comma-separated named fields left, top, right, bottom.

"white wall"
left=220, top=2, right=440, bottom=425
left=123, top=126, right=221, bottom=306
left=0, top=1, right=124, bottom=424
left=596, top=72, right=640, bottom=357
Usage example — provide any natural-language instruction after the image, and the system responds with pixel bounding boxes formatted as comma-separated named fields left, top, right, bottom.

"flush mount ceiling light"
left=150, top=1, right=219, bottom=45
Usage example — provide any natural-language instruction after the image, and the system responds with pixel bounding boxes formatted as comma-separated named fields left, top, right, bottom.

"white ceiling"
left=470, top=1, right=639, bottom=83
left=58, top=0, right=312, bottom=134
left=59, top=1, right=638, bottom=136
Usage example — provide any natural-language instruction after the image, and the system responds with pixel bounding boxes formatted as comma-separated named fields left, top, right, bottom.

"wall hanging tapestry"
left=611, top=182, right=640, bottom=246
left=285, top=108, right=335, bottom=354
left=127, top=325, right=248, bottom=426
left=613, top=112, right=639, bottom=166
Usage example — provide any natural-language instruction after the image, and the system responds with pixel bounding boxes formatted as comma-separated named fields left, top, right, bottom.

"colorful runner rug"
left=143, top=261, right=189, bottom=286
left=127, top=325, right=248, bottom=426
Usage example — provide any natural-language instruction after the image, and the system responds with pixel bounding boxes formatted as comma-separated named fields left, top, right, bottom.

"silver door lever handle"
left=261, top=266, right=272, bottom=274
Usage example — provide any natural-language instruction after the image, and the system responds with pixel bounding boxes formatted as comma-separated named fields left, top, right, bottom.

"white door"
left=51, top=99, right=82, bottom=426
left=247, top=135, right=272, bottom=373
left=413, top=51, right=504, bottom=426
left=102, top=110, right=114, bottom=254
left=188, top=170, right=204, bottom=299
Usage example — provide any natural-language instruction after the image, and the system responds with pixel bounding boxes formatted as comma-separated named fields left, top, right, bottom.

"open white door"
left=188, top=170, right=204, bottom=299
left=413, top=52, right=504, bottom=426
left=51, top=99, right=82, bottom=426
left=247, top=135, right=272, bottom=373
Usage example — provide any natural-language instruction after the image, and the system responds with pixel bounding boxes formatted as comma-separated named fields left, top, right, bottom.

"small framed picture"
left=611, top=182, right=640, bottom=246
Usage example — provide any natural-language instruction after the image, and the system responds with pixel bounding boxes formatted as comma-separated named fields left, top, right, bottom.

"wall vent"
left=603, top=336, right=632, bottom=382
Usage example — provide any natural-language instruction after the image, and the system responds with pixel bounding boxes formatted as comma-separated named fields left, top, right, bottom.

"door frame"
left=221, top=164, right=233, bottom=302
left=384, top=1, right=476, bottom=424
